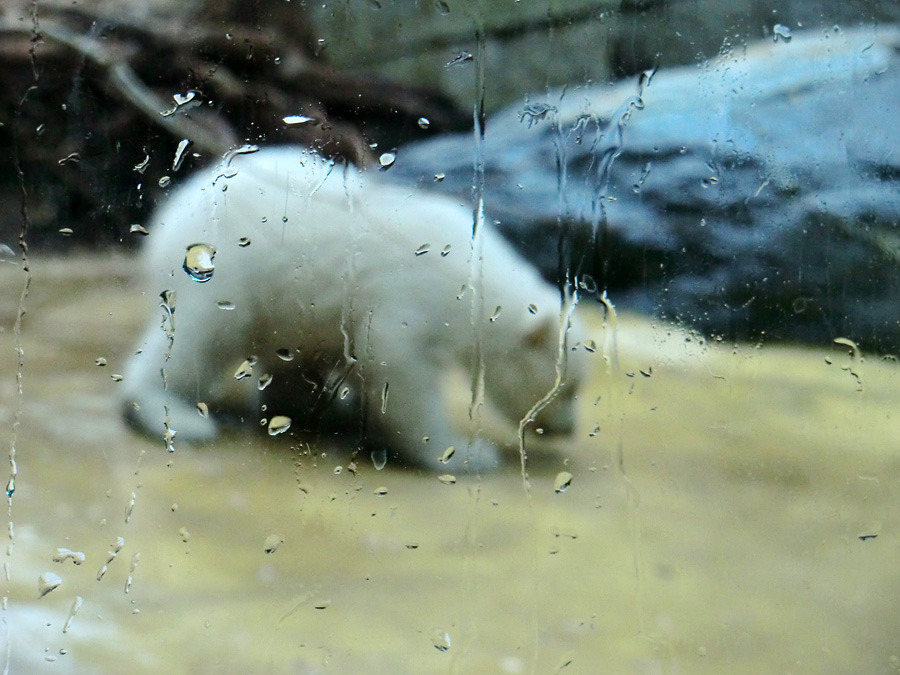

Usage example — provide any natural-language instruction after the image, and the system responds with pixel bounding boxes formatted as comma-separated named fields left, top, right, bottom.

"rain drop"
left=437, top=474, right=456, bottom=485
left=52, top=548, right=85, bottom=565
left=172, top=139, right=192, bottom=171
left=440, top=244, right=451, bottom=257
left=124, top=492, right=136, bottom=523
left=434, top=0, right=450, bottom=14
left=527, top=304, right=538, bottom=314
left=773, top=23, right=793, bottom=42
left=415, top=243, right=431, bottom=256
left=417, top=117, right=431, bottom=129
left=445, top=51, right=472, bottom=68
left=238, top=237, right=251, bottom=247
left=196, top=402, right=209, bottom=418
left=283, top=115, right=316, bottom=126
left=267, top=415, right=292, bottom=436
left=439, top=446, right=455, bottom=464
left=373, top=486, right=388, bottom=497
left=431, top=629, right=451, bottom=651
left=38, top=572, right=62, bottom=599
left=58, top=228, right=74, bottom=236
left=381, top=382, right=389, bottom=413
left=489, top=306, right=502, bottom=322
left=158, top=175, right=172, bottom=188
left=183, top=243, right=216, bottom=282
left=378, top=152, right=396, bottom=169
left=276, top=348, right=294, bottom=361
left=62, top=596, right=83, bottom=634
left=264, top=534, right=284, bottom=554
left=234, top=360, right=253, bottom=380
left=216, top=300, right=235, bottom=310
left=130, top=224, right=149, bottom=236
left=258, top=373, right=273, bottom=391
left=371, top=448, right=388, bottom=470
left=554, top=471, right=573, bottom=494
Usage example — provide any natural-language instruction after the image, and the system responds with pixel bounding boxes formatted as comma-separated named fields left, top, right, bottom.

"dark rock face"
left=393, top=26, right=900, bottom=352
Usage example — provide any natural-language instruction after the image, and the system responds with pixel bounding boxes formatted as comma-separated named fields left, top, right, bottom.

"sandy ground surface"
left=0, top=255, right=898, bottom=674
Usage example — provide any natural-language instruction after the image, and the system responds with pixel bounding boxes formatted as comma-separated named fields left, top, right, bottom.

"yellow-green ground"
left=0, top=257, right=898, bottom=674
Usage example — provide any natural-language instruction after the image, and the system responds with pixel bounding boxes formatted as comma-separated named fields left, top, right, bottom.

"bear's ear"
left=523, top=318, right=555, bottom=349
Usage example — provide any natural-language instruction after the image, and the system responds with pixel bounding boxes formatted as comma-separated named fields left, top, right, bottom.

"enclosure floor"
left=0, top=256, right=897, bottom=674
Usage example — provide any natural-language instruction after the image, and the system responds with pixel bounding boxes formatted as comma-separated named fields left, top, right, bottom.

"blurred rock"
left=394, top=25, right=900, bottom=351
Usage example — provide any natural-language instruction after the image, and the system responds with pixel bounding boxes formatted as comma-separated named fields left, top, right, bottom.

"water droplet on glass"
left=527, top=304, right=538, bottom=314
left=183, top=243, right=216, bottom=282
left=339, top=386, right=350, bottom=400
left=379, top=152, right=396, bottom=169
left=52, top=548, right=85, bottom=565
left=95, top=357, right=107, bottom=367
left=440, top=446, right=455, bottom=464
left=216, top=300, right=235, bottom=310
left=160, top=289, right=176, bottom=313
left=583, top=340, right=597, bottom=353
left=264, top=534, right=284, bottom=554
left=434, top=172, right=445, bottom=182
left=38, top=572, right=62, bottom=598
left=373, top=486, right=388, bottom=497
left=238, top=237, right=251, bottom=247
left=274, top=348, right=293, bottom=361
left=489, top=306, right=502, bottom=322
left=173, top=91, right=197, bottom=107
left=371, top=448, right=387, bottom=470
left=445, top=51, right=472, bottom=68
left=130, top=223, right=149, bottom=235
left=258, top=373, right=273, bottom=390
left=434, top=0, right=450, bottom=14
left=440, top=244, right=451, bottom=257
left=57, top=152, right=80, bottom=165
left=62, top=596, right=83, bottom=634
left=381, top=382, right=389, bottom=413
left=267, top=415, right=292, bottom=436
left=554, top=471, right=573, bottom=494
left=134, top=155, right=150, bottom=173
left=417, top=117, right=431, bottom=129
left=158, top=176, right=172, bottom=188
left=172, top=139, right=192, bottom=171
left=196, top=401, right=209, bottom=418
left=773, top=24, right=793, bottom=42
left=58, top=228, right=73, bottom=236
left=234, top=360, right=253, bottom=380
left=110, top=373, right=123, bottom=382
left=283, top=114, right=316, bottom=126
left=431, top=628, right=451, bottom=651
left=124, top=492, right=136, bottom=523
left=833, top=337, right=861, bottom=359
left=415, top=243, right=431, bottom=256
left=437, top=474, right=456, bottom=485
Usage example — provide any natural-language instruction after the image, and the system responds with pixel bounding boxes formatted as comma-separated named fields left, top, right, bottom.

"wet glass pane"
left=1, top=1, right=899, bottom=672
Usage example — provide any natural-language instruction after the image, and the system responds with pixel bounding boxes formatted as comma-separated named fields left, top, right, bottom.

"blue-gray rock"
left=393, top=26, right=900, bottom=352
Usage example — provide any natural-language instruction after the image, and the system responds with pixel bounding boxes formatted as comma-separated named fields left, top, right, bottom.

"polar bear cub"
left=122, top=146, right=586, bottom=470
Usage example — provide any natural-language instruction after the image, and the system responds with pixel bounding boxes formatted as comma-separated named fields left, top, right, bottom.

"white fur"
left=122, top=147, right=586, bottom=470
